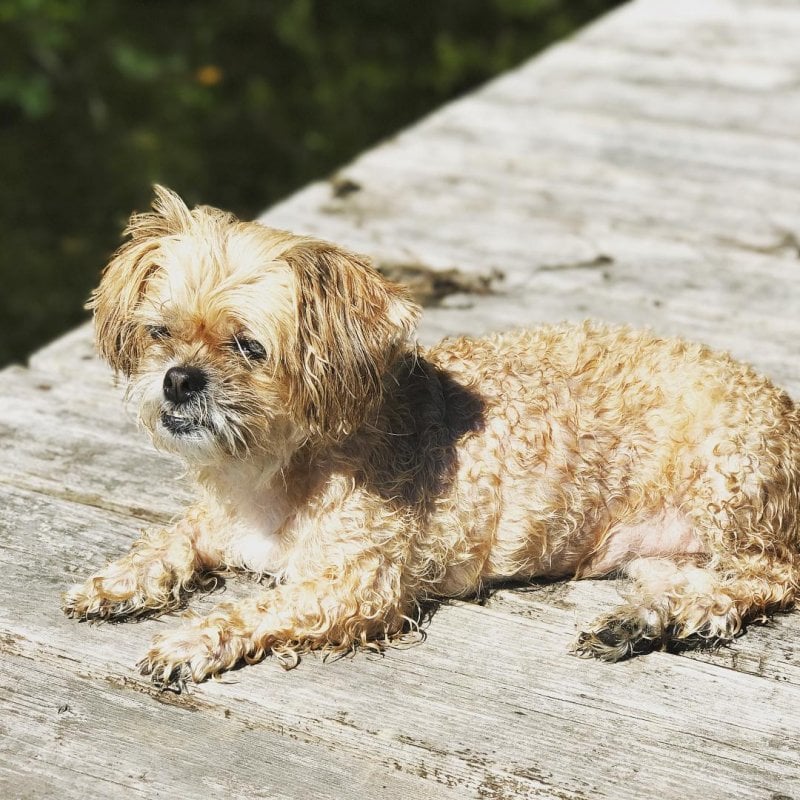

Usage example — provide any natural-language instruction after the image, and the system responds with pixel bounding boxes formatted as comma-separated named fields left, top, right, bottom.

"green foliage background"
left=0, top=0, right=622, bottom=366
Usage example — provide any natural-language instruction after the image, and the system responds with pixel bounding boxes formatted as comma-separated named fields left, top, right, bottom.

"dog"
left=63, top=186, right=800, bottom=689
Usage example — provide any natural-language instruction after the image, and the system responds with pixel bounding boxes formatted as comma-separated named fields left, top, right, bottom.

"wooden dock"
left=2, top=1, right=799, bottom=797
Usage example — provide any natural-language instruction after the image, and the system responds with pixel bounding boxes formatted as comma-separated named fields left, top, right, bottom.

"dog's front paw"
left=63, top=553, right=201, bottom=622
left=138, top=621, right=248, bottom=690
left=62, top=573, right=150, bottom=622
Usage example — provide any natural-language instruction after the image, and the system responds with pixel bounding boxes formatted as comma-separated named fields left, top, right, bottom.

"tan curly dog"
left=63, top=187, right=800, bottom=689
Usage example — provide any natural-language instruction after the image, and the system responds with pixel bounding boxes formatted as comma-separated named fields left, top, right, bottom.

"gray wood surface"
left=3, top=1, right=800, bottom=797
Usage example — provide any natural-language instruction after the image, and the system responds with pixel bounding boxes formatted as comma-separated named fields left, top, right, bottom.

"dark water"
left=0, top=0, right=623, bottom=367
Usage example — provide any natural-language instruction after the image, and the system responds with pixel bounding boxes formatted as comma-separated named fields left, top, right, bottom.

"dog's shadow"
left=355, top=356, right=487, bottom=508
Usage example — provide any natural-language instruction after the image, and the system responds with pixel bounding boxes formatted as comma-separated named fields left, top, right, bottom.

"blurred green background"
left=0, top=0, right=623, bottom=367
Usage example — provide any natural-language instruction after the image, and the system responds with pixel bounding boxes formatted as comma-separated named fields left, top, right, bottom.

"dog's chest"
left=211, top=472, right=292, bottom=575
left=225, top=503, right=288, bottom=574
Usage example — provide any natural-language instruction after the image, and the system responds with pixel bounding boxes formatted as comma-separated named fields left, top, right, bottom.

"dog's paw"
left=573, top=602, right=743, bottom=661
left=63, top=558, right=201, bottom=622
left=138, top=622, right=247, bottom=690
left=572, top=606, right=667, bottom=661
left=62, top=576, right=148, bottom=622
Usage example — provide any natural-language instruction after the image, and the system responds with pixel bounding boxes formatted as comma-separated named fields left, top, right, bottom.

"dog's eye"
left=147, top=325, right=170, bottom=341
left=231, top=336, right=267, bottom=361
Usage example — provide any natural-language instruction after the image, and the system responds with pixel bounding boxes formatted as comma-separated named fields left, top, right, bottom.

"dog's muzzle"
left=161, top=365, right=208, bottom=436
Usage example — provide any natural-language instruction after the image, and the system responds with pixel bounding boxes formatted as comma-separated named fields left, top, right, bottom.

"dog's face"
left=90, top=186, right=420, bottom=466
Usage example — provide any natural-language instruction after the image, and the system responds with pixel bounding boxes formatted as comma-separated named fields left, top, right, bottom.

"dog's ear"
left=281, top=242, right=420, bottom=440
left=87, top=185, right=189, bottom=375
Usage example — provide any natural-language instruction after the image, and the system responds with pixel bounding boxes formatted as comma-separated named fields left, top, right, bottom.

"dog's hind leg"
left=577, top=397, right=800, bottom=660
left=573, top=553, right=799, bottom=660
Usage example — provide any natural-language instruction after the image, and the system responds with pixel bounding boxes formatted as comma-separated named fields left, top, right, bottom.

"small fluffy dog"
left=64, top=186, right=800, bottom=688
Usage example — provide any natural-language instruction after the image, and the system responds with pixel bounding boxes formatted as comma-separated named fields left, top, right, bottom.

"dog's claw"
left=572, top=614, right=666, bottom=662
left=138, top=656, right=193, bottom=693
left=572, top=631, right=656, bottom=661
left=62, top=586, right=126, bottom=622
left=573, top=613, right=740, bottom=661
left=136, top=623, right=232, bottom=689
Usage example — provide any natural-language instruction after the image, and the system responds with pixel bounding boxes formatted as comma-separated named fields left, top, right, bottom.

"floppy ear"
left=281, top=242, right=421, bottom=440
left=87, top=186, right=191, bottom=375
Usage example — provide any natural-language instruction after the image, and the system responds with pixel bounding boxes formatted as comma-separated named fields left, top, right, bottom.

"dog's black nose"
left=163, top=366, right=207, bottom=405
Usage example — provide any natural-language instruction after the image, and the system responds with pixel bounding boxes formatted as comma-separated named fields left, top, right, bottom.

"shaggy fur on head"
left=64, top=186, right=800, bottom=688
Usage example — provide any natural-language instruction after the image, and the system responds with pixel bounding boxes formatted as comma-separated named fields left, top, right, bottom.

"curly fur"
left=63, top=186, right=800, bottom=688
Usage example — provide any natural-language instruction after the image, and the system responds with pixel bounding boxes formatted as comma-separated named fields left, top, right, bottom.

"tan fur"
left=63, top=186, right=800, bottom=688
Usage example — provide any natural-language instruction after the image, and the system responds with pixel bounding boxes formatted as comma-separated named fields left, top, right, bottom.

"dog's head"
left=90, top=186, right=420, bottom=465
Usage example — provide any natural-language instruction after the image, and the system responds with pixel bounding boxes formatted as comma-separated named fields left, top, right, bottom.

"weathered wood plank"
left=25, top=323, right=109, bottom=388
left=0, top=486, right=461, bottom=800
left=0, top=652, right=452, bottom=800
left=0, top=366, right=188, bottom=523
